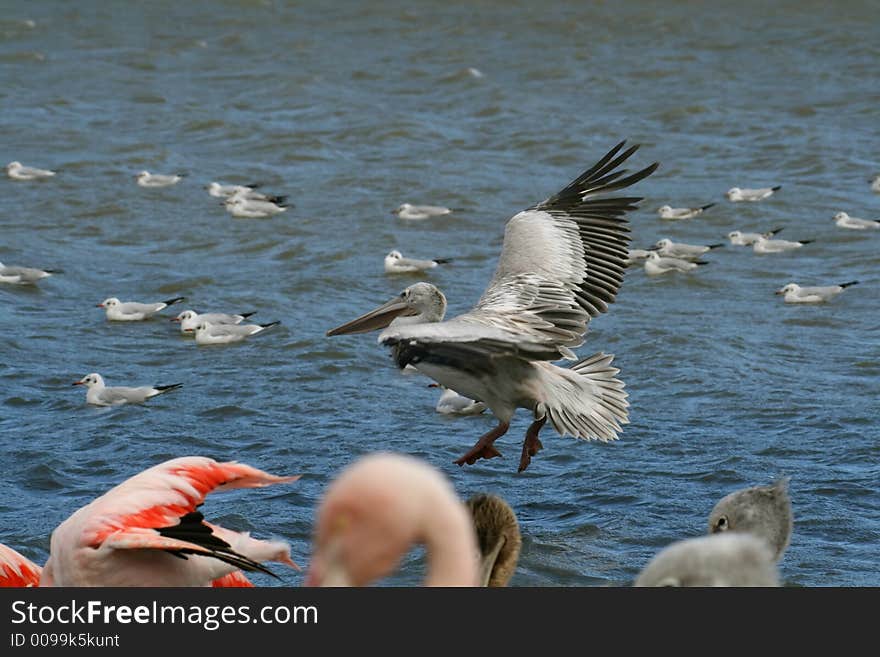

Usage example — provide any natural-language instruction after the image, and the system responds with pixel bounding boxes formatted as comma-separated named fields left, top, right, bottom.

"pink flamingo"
left=0, top=543, right=42, bottom=587
left=306, top=453, right=479, bottom=586
left=32, top=456, right=299, bottom=587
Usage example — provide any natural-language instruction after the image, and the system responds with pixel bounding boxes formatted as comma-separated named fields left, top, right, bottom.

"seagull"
left=708, top=478, right=793, bottom=562
left=656, top=203, right=715, bottom=220
left=0, top=261, right=60, bottom=285
left=634, top=533, right=780, bottom=587
left=726, top=185, right=781, bottom=202
left=73, top=373, right=183, bottom=406
left=39, top=456, right=298, bottom=586
left=224, top=196, right=287, bottom=218
left=209, top=183, right=287, bottom=205
left=392, top=203, right=453, bottom=220
left=328, top=141, right=657, bottom=472
left=206, top=181, right=263, bottom=198
left=305, top=453, right=478, bottom=586
left=428, top=383, right=487, bottom=416
left=384, top=250, right=452, bottom=274
left=189, top=320, right=280, bottom=345
left=98, top=296, right=185, bottom=321
left=752, top=236, right=813, bottom=254
left=172, top=309, right=257, bottom=334
left=652, top=238, right=724, bottom=259
left=833, top=212, right=880, bottom=230
left=726, top=228, right=783, bottom=246
left=643, top=251, right=707, bottom=275
left=135, top=170, right=185, bottom=187
left=775, top=281, right=859, bottom=303
left=6, top=161, right=56, bottom=180
left=869, top=175, right=880, bottom=193
left=624, top=248, right=652, bottom=267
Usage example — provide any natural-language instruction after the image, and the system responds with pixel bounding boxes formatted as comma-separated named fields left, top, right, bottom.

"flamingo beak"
left=326, top=296, right=416, bottom=336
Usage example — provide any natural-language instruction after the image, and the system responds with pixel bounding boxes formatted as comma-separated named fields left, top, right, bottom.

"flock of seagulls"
left=1, top=137, right=875, bottom=586
left=624, top=170, right=874, bottom=304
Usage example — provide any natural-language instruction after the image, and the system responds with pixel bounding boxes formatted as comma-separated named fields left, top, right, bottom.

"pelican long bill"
left=326, top=296, right=416, bottom=336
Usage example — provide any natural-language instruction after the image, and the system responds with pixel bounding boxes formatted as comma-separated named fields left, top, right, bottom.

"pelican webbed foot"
left=454, top=422, right=510, bottom=467
left=518, top=416, right=547, bottom=473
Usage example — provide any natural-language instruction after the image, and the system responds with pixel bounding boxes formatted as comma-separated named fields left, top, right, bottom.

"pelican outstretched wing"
left=381, top=142, right=657, bottom=361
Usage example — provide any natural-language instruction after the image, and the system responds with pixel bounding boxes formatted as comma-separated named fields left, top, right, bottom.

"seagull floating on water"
left=73, top=373, right=182, bottom=407
left=752, top=235, right=812, bottom=254
left=726, top=185, right=781, bottom=202
left=644, top=251, right=706, bottom=275
left=328, top=141, right=657, bottom=472
left=172, top=309, right=257, bottom=334
left=0, top=261, right=60, bottom=285
left=384, top=250, right=452, bottom=274
left=6, top=161, right=56, bottom=180
left=429, top=383, right=487, bottom=416
left=98, top=296, right=185, bottom=321
left=775, top=281, right=858, bottom=303
left=206, top=181, right=263, bottom=198
left=189, top=320, right=280, bottom=345
left=833, top=212, right=880, bottom=230
left=624, top=248, right=652, bottom=267
left=657, top=203, right=715, bottom=220
left=869, top=175, right=880, bottom=193
left=392, top=203, right=453, bottom=221
left=727, top=228, right=783, bottom=246
left=224, top=195, right=287, bottom=218
left=708, top=478, right=793, bottom=561
left=136, top=170, right=185, bottom=187
left=653, top=238, right=723, bottom=259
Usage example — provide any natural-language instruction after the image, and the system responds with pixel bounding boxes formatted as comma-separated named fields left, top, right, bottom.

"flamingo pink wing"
left=212, top=571, right=255, bottom=587
left=0, top=543, right=42, bottom=587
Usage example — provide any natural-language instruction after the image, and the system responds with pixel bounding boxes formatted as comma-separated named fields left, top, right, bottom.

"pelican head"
left=775, top=283, right=798, bottom=295
left=327, top=282, right=447, bottom=336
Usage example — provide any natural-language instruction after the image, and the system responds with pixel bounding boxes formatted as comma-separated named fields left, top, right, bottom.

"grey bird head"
left=635, top=533, right=780, bottom=587
left=708, top=477, right=793, bottom=562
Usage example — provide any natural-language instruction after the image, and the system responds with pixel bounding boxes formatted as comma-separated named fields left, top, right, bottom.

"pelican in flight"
left=328, top=142, right=658, bottom=472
